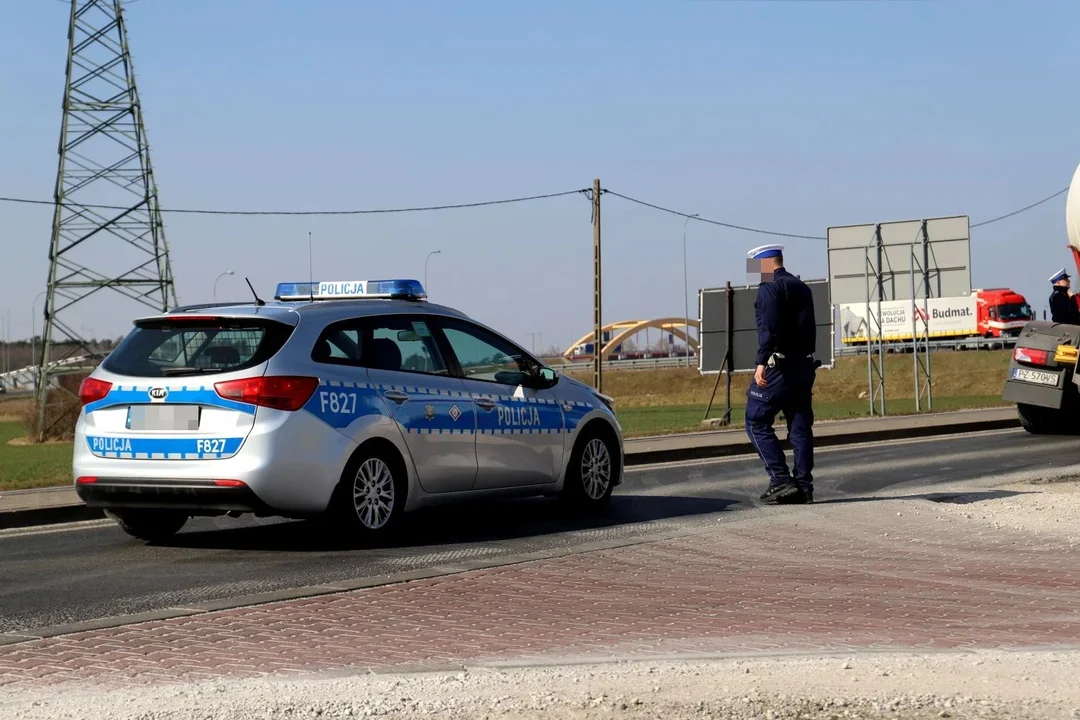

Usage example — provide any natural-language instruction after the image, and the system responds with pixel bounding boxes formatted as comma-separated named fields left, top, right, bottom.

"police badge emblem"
left=424, top=404, right=435, bottom=421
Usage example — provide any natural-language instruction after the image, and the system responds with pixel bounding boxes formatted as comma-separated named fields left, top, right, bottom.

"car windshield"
left=997, top=303, right=1032, bottom=321
left=101, top=317, right=294, bottom=378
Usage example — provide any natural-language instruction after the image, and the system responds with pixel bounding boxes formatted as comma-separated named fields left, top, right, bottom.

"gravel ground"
left=927, top=476, right=1080, bottom=545
left=4, top=650, right=1080, bottom=719
left=4, top=477, right=1079, bottom=720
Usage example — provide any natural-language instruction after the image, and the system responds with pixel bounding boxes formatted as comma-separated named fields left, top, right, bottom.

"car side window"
left=366, top=316, right=450, bottom=376
left=312, top=322, right=364, bottom=366
left=438, top=321, right=534, bottom=387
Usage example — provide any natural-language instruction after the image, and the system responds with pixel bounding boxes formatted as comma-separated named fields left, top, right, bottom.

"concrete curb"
left=0, top=408, right=1022, bottom=531
left=0, top=504, right=104, bottom=531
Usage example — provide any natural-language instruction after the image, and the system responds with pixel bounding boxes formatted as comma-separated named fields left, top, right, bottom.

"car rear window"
left=101, top=317, right=295, bottom=378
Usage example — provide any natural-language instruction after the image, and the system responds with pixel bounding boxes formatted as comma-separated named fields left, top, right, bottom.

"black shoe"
left=759, top=482, right=788, bottom=501
left=761, top=482, right=799, bottom=503
left=777, top=486, right=813, bottom=505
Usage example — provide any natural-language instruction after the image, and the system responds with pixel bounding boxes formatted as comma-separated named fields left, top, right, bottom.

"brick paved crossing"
left=1, top=498, right=1078, bottom=691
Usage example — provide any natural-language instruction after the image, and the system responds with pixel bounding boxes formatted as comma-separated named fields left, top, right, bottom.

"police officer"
left=744, top=244, right=819, bottom=505
left=1049, top=268, right=1080, bottom=325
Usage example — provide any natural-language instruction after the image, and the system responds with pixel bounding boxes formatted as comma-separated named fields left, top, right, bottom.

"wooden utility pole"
left=592, top=178, right=603, bottom=392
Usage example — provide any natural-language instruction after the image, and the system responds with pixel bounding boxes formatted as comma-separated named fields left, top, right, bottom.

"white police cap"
left=1050, top=267, right=1071, bottom=283
left=747, top=244, right=784, bottom=260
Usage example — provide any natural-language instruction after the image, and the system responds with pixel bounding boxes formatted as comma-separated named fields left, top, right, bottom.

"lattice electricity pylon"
left=36, top=0, right=177, bottom=438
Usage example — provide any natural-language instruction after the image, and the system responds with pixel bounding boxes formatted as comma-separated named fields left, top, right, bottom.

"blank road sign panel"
left=698, top=279, right=833, bottom=374
left=826, top=215, right=971, bottom=306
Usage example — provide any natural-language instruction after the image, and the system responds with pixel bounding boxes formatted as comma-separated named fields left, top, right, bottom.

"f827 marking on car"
left=319, top=390, right=358, bottom=415
left=196, top=438, right=229, bottom=454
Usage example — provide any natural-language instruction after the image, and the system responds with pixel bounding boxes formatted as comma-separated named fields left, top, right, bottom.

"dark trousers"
left=745, top=361, right=815, bottom=490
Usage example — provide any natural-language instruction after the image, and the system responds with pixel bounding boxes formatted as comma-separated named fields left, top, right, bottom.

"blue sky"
left=1, top=0, right=1078, bottom=354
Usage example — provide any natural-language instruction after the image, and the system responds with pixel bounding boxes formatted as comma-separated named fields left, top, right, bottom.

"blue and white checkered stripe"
left=84, top=436, right=244, bottom=460
left=318, top=380, right=464, bottom=400
left=325, top=380, right=591, bottom=407
left=408, top=427, right=567, bottom=435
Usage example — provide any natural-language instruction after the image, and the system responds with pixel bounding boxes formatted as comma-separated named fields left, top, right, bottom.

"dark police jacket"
left=754, top=267, right=816, bottom=367
left=1049, top=286, right=1080, bottom=325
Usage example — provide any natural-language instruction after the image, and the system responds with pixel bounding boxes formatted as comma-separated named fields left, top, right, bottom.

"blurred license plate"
left=1012, top=367, right=1058, bottom=386
left=127, top=405, right=200, bottom=431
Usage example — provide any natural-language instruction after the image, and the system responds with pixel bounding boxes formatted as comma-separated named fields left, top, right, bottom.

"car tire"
left=330, top=444, right=407, bottom=539
left=1017, top=403, right=1053, bottom=434
left=561, top=425, right=618, bottom=507
left=105, top=509, right=188, bottom=542
left=1017, top=401, right=1080, bottom=435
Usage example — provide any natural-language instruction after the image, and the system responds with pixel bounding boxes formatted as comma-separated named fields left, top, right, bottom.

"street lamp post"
left=682, top=213, right=699, bottom=365
left=213, top=270, right=235, bottom=301
left=424, top=250, right=441, bottom=290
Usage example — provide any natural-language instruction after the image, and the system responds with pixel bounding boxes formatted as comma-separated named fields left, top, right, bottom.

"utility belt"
left=767, top=352, right=822, bottom=370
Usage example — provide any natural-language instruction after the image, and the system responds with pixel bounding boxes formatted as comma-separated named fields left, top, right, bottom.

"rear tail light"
left=76, top=476, right=98, bottom=484
left=78, top=377, right=113, bottom=406
left=212, top=479, right=247, bottom=488
left=1014, top=347, right=1050, bottom=366
left=213, top=376, right=319, bottom=411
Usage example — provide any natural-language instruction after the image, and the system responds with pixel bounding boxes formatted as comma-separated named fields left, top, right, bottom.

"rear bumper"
left=72, top=407, right=358, bottom=515
left=74, top=479, right=283, bottom=516
left=1002, top=363, right=1074, bottom=409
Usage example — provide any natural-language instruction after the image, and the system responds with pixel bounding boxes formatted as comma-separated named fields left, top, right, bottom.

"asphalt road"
left=1, top=427, right=1076, bottom=635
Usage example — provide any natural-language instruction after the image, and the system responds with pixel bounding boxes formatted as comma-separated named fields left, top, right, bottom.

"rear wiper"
left=161, top=367, right=216, bottom=376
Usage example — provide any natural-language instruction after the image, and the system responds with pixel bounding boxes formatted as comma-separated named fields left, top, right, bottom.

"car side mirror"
left=536, top=367, right=558, bottom=388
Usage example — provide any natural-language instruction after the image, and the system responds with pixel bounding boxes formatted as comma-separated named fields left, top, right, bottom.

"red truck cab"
left=974, top=288, right=1033, bottom=338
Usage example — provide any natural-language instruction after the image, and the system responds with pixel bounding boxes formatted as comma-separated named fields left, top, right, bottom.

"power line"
left=0, top=189, right=590, bottom=216
left=605, top=185, right=1072, bottom=239
left=969, top=186, right=1068, bottom=228
left=0, top=184, right=1068, bottom=230
left=603, top=190, right=826, bottom=240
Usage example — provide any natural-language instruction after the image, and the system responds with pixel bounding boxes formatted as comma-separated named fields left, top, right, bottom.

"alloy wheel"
left=580, top=438, right=612, bottom=500
left=352, top=457, right=395, bottom=529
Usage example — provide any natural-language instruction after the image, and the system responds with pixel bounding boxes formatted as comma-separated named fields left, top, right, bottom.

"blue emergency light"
left=274, top=279, right=427, bottom=302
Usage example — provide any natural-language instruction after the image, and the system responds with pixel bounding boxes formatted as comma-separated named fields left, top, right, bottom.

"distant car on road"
left=73, top=279, right=623, bottom=542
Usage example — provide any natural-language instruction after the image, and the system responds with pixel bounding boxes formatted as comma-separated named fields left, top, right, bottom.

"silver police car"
left=73, top=278, right=624, bottom=542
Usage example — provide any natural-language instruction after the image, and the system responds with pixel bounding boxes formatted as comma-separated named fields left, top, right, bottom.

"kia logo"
left=148, top=387, right=169, bottom=401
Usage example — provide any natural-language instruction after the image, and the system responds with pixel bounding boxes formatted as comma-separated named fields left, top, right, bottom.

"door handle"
left=475, top=398, right=497, bottom=410
left=383, top=390, right=409, bottom=404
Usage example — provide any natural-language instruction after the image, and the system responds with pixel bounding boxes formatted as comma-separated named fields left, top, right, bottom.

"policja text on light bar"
left=273, top=279, right=427, bottom=302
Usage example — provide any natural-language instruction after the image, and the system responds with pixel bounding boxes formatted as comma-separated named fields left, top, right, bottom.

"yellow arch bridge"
left=563, top=318, right=699, bottom=359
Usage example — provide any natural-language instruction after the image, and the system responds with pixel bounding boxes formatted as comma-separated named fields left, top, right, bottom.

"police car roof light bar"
left=273, top=279, right=427, bottom=302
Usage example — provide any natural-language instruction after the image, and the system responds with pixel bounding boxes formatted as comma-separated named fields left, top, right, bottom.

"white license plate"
left=126, top=405, right=200, bottom=431
left=1012, top=367, right=1059, bottom=387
